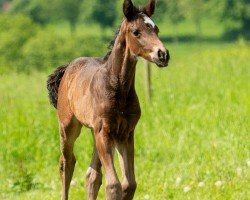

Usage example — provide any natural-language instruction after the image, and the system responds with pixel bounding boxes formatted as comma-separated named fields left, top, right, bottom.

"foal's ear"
left=143, top=0, right=156, bottom=17
left=123, top=0, right=137, bottom=21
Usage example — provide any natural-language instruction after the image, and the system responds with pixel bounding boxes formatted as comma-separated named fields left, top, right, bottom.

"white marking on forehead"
left=143, top=15, right=155, bottom=28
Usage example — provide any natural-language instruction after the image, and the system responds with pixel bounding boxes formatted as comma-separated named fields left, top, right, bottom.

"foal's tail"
left=47, top=64, right=68, bottom=108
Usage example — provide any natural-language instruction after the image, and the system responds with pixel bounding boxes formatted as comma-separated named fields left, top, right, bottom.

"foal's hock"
left=47, top=0, right=169, bottom=199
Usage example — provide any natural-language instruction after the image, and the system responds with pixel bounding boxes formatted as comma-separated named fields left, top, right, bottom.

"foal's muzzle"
left=155, top=49, right=170, bottom=67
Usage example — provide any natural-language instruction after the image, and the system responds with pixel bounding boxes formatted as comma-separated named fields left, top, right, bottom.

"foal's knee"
left=59, top=153, right=76, bottom=173
left=86, top=167, right=102, bottom=186
left=72, top=154, right=76, bottom=165
left=59, top=156, right=65, bottom=174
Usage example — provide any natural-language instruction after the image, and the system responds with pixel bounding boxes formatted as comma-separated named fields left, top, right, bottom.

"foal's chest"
left=100, top=101, right=140, bottom=140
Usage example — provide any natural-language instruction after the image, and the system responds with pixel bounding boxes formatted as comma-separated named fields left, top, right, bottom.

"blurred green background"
left=0, top=0, right=249, bottom=199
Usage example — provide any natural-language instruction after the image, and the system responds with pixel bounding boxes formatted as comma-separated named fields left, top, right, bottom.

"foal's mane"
left=103, top=26, right=121, bottom=61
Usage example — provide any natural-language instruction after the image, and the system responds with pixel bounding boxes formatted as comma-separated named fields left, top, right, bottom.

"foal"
left=47, top=0, right=169, bottom=199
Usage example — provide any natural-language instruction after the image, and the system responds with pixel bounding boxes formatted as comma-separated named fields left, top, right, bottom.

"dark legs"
left=93, top=127, right=136, bottom=200
left=59, top=118, right=136, bottom=200
left=116, top=132, right=137, bottom=200
left=59, top=118, right=81, bottom=200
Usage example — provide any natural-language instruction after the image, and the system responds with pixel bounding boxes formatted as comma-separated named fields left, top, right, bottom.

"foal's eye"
left=132, top=29, right=140, bottom=37
left=146, top=24, right=151, bottom=29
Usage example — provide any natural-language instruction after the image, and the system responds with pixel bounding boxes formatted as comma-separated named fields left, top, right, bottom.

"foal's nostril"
left=158, top=49, right=166, bottom=62
left=166, top=50, right=170, bottom=61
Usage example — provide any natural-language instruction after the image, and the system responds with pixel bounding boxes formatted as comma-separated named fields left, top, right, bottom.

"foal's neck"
left=107, top=24, right=137, bottom=92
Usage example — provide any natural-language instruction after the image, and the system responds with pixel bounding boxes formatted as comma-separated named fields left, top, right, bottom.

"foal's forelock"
left=142, top=14, right=155, bottom=28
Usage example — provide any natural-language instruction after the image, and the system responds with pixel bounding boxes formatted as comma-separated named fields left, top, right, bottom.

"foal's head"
left=123, top=0, right=170, bottom=67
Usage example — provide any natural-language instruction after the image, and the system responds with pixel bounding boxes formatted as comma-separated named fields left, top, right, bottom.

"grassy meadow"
left=0, top=34, right=250, bottom=199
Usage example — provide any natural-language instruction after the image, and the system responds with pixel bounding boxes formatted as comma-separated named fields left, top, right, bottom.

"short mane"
left=103, top=26, right=121, bottom=61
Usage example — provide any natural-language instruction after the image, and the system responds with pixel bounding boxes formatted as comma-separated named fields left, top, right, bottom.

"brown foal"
left=47, top=0, right=169, bottom=199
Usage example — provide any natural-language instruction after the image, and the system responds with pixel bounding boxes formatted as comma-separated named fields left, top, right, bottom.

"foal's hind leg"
left=59, top=117, right=81, bottom=200
left=86, top=143, right=102, bottom=200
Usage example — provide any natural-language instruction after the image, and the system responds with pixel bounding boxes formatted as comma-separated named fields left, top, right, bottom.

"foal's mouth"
left=154, top=58, right=169, bottom=68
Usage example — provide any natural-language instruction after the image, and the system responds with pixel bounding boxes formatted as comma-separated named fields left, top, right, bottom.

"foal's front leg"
left=116, top=132, right=136, bottom=200
left=94, top=127, right=122, bottom=200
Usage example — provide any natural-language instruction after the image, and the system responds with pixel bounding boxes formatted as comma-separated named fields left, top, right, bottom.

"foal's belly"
left=71, top=96, right=95, bottom=128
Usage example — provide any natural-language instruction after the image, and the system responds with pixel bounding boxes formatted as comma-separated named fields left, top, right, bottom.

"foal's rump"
left=47, top=57, right=104, bottom=109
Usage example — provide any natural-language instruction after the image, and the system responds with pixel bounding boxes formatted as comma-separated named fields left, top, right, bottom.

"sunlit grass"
left=0, top=42, right=249, bottom=199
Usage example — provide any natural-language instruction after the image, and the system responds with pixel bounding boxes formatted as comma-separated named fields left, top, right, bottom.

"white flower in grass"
left=198, top=181, right=205, bottom=187
left=183, top=186, right=191, bottom=193
left=215, top=181, right=222, bottom=187
left=144, top=194, right=150, bottom=199
left=70, top=179, right=77, bottom=186
left=236, top=167, right=242, bottom=175
left=176, top=177, right=182, bottom=184
left=247, top=160, right=250, bottom=167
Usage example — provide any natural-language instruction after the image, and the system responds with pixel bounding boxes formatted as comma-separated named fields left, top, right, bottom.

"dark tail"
left=47, top=64, right=68, bottom=108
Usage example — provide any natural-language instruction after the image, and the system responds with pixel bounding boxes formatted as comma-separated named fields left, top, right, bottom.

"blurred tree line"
left=0, top=0, right=249, bottom=73
left=0, top=13, right=106, bottom=73
left=1, top=0, right=249, bottom=37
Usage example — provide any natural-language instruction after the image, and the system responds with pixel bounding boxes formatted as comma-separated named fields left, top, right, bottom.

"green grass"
left=0, top=41, right=249, bottom=200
